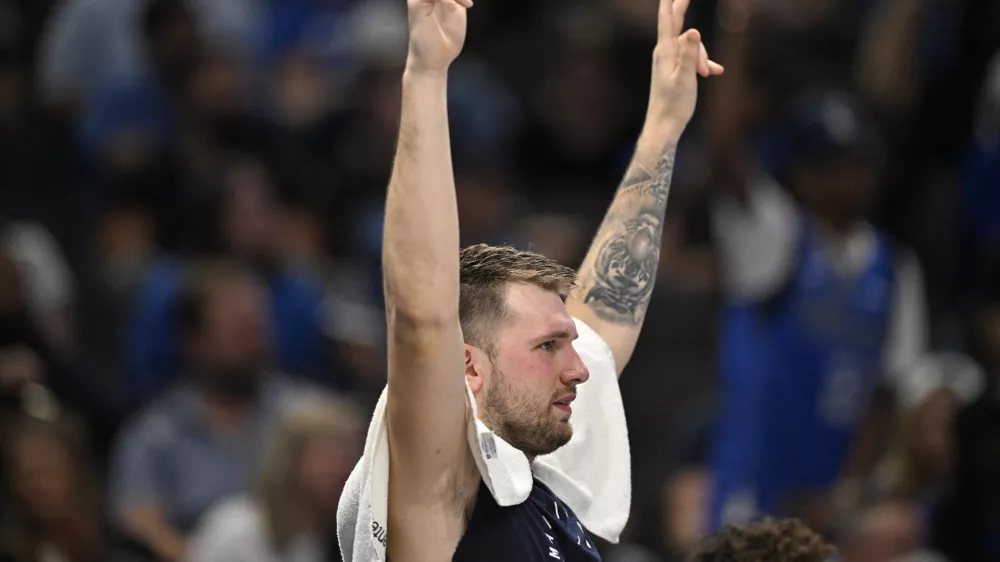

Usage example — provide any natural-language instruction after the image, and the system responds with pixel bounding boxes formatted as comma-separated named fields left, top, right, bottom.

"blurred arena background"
left=0, top=0, right=999, bottom=561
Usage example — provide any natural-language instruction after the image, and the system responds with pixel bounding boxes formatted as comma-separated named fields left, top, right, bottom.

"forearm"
left=841, top=387, right=892, bottom=482
left=857, top=0, right=923, bottom=115
left=567, top=129, right=678, bottom=371
left=380, top=63, right=469, bottom=490
left=707, top=3, right=753, bottom=199
left=382, top=68, right=461, bottom=321
left=706, top=4, right=750, bottom=147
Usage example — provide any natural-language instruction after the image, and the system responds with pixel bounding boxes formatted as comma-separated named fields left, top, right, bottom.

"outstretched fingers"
left=657, top=0, right=677, bottom=58
left=672, top=0, right=691, bottom=37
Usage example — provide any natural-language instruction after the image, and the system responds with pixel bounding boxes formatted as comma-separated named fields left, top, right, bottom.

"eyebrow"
left=535, top=329, right=577, bottom=343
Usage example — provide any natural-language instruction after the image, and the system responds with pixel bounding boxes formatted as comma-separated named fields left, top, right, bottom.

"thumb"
left=676, top=29, right=701, bottom=77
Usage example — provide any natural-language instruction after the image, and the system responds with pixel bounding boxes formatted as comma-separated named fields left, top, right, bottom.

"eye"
left=539, top=341, right=556, bottom=352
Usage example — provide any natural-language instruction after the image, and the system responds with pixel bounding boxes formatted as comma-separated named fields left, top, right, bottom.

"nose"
left=561, top=348, right=590, bottom=386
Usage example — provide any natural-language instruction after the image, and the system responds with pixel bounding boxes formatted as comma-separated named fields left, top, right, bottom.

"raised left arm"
left=566, top=0, right=722, bottom=373
left=566, top=134, right=679, bottom=373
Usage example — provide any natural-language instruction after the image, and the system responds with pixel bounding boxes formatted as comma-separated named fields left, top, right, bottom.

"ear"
left=464, top=343, right=489, bottom=394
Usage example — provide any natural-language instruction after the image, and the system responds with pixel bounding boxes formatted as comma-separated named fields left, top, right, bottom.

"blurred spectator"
left=930, top=272, right=1000, bottom=562
left=959, top=50, right=1000, bottom=289
left=90, top=2, right=278, bottom=280
left=0, top=1, right=57, bottom=82
left=931, top=392, right=1000, bottom=562
left=0, top=346, right=42, bottom=403
left=604, top=400, right=717, bottom=562
left=0, top=19, right=84, bottom=226
left=110, top=261, right=330, bottom=561
left=38, top=0, right=262, bottom=116
left=186, top=396, right=363, bottom=562
left=261, top=46, right=343, bottom=206
left=661, top=468, right=711, bottom=561
left=123, top=160, right=337, bottom=404
left=1, top=221, right=76, bottom=356
left=175, top=50, right=268, bottom=163
left=837, top=498, right=949, bottom=562
left=872, top=354, right=984, bottom=509
left=0, top=415, right=139, bottom=562
left=661, top=405, right=716, bottom=560
left=319, top=268, right=385, bottom=407
left=706, top=53, right=929, bottom=531
left=261, top=0, right=366, bottom=70
left=691, top=518, right=835, bottom=562
left=89, top=0, right=206, bottom=287
left=0, top=243, right=127, bottom=457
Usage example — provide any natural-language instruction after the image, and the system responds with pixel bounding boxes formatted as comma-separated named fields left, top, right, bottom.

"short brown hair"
left=691, top=519, right=835, bottom=562
left=459, top=244, right=576, bottom=357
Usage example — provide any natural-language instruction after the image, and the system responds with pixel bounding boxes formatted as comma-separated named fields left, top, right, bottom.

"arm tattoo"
left=582, top=146, right=676, bottom=325
left=647, top=147, right=675, bottom=207
left=617, top=147, right=675, bottom=205
left=583, top=211, right=663, bottom=324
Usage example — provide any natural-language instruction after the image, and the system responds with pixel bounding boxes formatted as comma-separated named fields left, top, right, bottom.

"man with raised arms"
left=368, top=0, right=722, bottom=559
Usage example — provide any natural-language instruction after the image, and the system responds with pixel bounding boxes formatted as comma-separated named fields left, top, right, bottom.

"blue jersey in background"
left=710, top=217, right=896, bottom=529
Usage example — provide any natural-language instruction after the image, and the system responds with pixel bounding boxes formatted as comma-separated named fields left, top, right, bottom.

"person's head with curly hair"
left=691, top=518, right=835, bottom=562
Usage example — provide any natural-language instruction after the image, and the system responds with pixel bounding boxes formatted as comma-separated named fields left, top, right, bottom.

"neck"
left=196, top=368, right=263, bottom=406
left=202, top=383, right=258, bottom=403
left=202, top=393, right=254, bottom=432
left=810, top=209, right=858, bottom=236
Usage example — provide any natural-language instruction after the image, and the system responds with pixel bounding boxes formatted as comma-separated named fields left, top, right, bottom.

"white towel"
left=336, top=317, right=631, bottom=561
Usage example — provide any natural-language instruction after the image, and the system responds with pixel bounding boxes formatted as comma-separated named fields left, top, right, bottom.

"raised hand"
left=406, top=0, right=474, bottom=75
left=645, top=0, right=724, bottom=140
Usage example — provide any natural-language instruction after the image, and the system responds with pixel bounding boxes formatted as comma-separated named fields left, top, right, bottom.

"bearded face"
left=470, top=282, right=590, bottom=459
left=481, top=364, right=574, bottom=458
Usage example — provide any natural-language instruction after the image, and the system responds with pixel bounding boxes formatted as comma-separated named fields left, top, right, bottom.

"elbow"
left=382, top=263, right=460, bottom=327
left=385, top=294, right=460, bottom=329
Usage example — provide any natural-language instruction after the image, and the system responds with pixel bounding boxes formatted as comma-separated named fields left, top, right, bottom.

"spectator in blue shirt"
left=111, top=260, right=329, bottom=562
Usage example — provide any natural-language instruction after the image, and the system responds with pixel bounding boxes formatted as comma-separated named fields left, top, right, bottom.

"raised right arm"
left=383, top=0, right=473, bottom=513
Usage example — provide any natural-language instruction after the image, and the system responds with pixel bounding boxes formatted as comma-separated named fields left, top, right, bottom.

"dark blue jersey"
left=452, top=479, right=602, bottom=562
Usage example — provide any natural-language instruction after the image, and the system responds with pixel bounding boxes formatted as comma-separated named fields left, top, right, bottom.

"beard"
left=481, top=366, right=573, bottom=458
left=200, top=363, right=263, bottom=400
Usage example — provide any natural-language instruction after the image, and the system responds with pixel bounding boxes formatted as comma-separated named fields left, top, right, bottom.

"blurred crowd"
left=0, top=0, right=998, bottom=561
